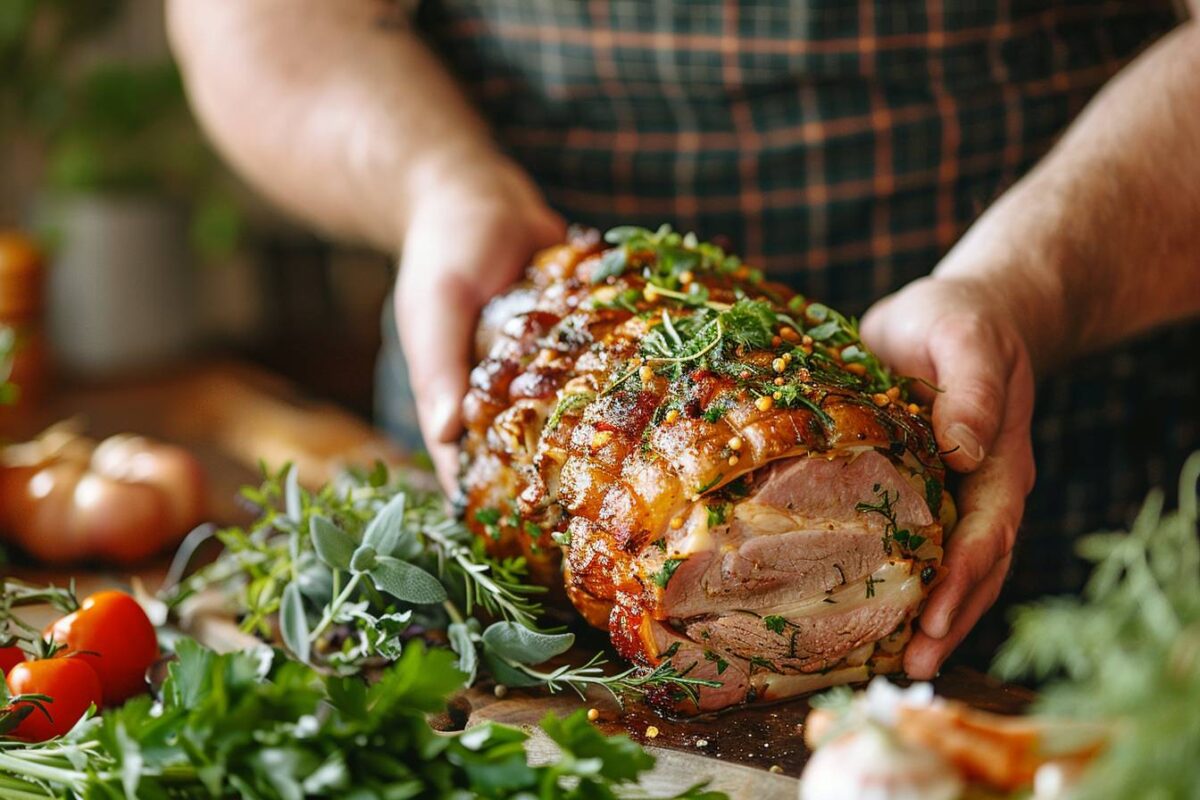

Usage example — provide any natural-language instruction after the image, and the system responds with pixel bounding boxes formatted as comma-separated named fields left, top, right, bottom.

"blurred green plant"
left=0, top=324, right=15, bottom=405
left=0, top=0, right=243, bottom=258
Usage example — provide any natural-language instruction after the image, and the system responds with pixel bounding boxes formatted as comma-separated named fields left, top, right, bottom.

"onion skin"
left=0, top=427, right=207, bottom=565
left=91, top=435, right=206, bottom=533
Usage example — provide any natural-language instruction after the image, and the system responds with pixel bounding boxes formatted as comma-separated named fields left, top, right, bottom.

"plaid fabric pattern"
left=381, top=1, right=1197, bottom=661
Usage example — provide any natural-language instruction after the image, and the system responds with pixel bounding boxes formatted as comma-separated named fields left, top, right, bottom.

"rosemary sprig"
left=493, top=649, right=722, bottom=707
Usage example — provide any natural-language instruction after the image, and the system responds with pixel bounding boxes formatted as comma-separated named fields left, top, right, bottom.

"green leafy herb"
left=767, top=383, right=834, bottom=427
left=706, top=503, right=730, bottom=528
left=991, top=453, right=1200, bottom=800
left=762, top=615, right=787, bottom=635
left=0, top=638, right=724, bottom=799
left=703, top=650, right=730, bottom=675
left=0, top=325, right=16, bottom=405
left=652, top=558, right=686, bottom=589
left=475, top=506, right=504, bottom=540
left=748, top=656, right=778, bottom=672
left=547, top=391, right=595, bottom=431
left=598, top=224, right=742, bottom=289
left=719, top=299, right=776, bottom=349
left=855, top=483, right=925, bottom=555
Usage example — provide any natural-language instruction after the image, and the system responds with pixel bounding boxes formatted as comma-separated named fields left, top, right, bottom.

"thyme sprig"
left=854, top=482, right=926, bottom=555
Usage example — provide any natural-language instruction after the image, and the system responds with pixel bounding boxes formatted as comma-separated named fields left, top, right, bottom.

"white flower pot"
left=44, top=193, right=197, bottom=374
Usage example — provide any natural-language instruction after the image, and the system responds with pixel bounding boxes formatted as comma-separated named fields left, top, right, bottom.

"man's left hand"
left=860, top=275, right=1036, bottom=678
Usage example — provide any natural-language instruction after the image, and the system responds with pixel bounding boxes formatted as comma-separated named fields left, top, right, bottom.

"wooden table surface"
left=4, top=361, right=1034, bottom=799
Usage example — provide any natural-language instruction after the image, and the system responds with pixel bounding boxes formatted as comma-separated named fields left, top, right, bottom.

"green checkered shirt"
left=379, top=1, right=1198, bottom=659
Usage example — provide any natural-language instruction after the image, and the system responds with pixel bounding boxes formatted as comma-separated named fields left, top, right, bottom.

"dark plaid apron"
left=380, top=0, right=1197, bottom=662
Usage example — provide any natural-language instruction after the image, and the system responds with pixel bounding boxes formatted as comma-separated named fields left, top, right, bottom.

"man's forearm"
left=168, top=0, right=497, bottom=253
left=935, top=20, right=1200, bottom=373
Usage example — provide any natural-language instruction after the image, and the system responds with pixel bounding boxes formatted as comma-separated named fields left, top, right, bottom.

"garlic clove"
left=800, top=725, right=963, bottom=800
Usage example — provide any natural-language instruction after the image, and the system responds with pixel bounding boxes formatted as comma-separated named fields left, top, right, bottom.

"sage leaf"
left=362, top=492, right=407, bottom=557
left=603, top=225, right=647, bottom=244
left=591, top=247, right=627, bottom=284
left=350, top=545, right=378, bottom=573
left=310, top=515, right=355, bottom=571
left=284, top=464, right=302, bottom=523
left=805, top=320, right=841, bottom=341
left=482, top=651, right=543, bottom=688
left=481, top=621, right=574, bottom=665
left=448, top=621, right=479, bottom=686
left=279, top=581, right=311, bottom=663
left=368, top=556, right=446, bottom=605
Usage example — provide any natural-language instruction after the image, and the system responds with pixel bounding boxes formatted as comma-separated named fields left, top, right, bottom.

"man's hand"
left=861, top=276, right=1036, bottom=679
left=395, top=150, right=564, bottom=494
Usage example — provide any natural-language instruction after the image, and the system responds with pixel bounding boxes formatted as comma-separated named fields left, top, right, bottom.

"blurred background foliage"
left=0, top=0, right=391, bottom=417
left=0, top=0, right=242, bottom=258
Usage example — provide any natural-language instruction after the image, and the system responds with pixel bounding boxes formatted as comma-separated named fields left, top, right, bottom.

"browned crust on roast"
left=460, top=229, right=946, bottom=712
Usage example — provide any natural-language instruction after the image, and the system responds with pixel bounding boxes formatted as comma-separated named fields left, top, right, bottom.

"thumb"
left=395, top=208, right=564, bottom=493
left=925, top=316, right=1011, bottom=473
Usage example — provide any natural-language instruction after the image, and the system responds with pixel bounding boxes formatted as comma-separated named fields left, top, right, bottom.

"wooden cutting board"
left=456, top=659, right=1031, bottom=798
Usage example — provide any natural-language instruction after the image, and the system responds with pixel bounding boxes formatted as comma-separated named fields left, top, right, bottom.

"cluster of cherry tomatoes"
left=1, top=591, right=158, bottom=742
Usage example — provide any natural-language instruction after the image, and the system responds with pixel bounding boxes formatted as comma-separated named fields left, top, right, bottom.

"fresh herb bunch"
left=992, top=452, right=1200, bottom=799
left=164, top=464, right=716, bottom=703
left=0, top=638, right=724, bottom=799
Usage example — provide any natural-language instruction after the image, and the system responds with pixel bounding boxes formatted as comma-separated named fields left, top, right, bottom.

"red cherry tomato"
left=45, top=591, right=158, bottom=705
left=4, top=658, right=103, bottom=741
left=0, top=646, right=24, bottom=677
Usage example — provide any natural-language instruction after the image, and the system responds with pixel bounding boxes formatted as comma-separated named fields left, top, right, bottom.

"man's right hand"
left=394, top=149, right=564, bottom=495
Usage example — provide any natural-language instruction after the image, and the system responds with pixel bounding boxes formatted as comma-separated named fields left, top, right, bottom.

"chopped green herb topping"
left=856, top=483, right=927, bottom=555
left=652, top=557, right=686, bottom=588
left=763, top=615, right=787, bottom=635
left=749, top=656, right=779, bottom=672
left=703, top=649, right=730, bottom=675
left=547, top=391, right=595, bottom=431
left=694, top=473, right=724, bottom=496
left=475, top=507, right=503, bottom=540
left=706, top=502, right=730, bottom=528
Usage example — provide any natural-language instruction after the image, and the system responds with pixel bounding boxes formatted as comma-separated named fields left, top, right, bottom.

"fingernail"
left=945, top=422, right=985, bottom=463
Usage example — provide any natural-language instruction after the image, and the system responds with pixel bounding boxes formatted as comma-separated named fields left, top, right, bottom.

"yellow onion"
left=0, top=422, right=207, bottom=564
